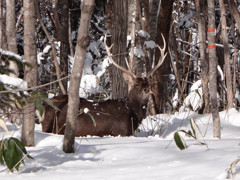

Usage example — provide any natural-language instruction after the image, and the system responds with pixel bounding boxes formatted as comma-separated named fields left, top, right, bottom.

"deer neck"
left=126, top=98, right=147, bottom=123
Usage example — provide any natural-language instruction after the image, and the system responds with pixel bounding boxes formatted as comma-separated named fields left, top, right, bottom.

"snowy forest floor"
left=1, top=108, right=240, bottom=179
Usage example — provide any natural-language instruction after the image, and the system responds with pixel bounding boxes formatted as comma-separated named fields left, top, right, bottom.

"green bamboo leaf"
left=189, top=118, right=206, bottom=146
left=10, top=138, right=33, bottom=160
left=10, top=138, right=27, bottom=153
left=43, top=97, right=60, bottom=111
left=179, top=130, right=195, bottom=139
left=195, top=89, right=202, bottom=99
left=174, top=131, right=187, bottom=150
left=3, top=138, right=23, bottom=172
left=87, top=112, right=96, bottom=127
left=190, top=118, right=198, bottom=140
left=35, top=100, right=45, bottom=117
left=0, top=142, right=4, bottom=165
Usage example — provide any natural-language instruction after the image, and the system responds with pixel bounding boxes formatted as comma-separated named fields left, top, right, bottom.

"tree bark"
left=207, top=0, right=221, bottom=138
left=6, top=0, right=19, bottom=77
left=0, top=0, right=7, bottom=51
left=195, top=0, right=209, bottom=113
left=52, top=0, right=61, bottom=41
left=219, top=0, right=233, bottom=109
left=227, top=0, right=240, bottom=35
left=110, top=0, right=128, bottom=99
left=149, top=0, right=160, bottom=43
left=63, top=0, right=94, bottom=153
left=59, top=0, right=70, bottom=93
left=22, top=0, right=37, bottom=146
left=151, top=0, right=174, bottom=113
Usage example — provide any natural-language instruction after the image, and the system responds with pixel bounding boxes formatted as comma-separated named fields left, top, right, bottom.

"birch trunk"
left=6, top=0, right=19, bottom=77
left=63, top=0, right=94, bottom=153
left=207, top=0, right=221, bottom=138
left=22, top=0, right=37, bottom=146
left=195, top=0, right=209, bottom=113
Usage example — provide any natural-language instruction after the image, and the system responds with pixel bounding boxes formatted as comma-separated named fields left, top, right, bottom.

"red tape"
left=207, top=28, right=215, bottom=33
left=208, top=45, right=216, bottom=49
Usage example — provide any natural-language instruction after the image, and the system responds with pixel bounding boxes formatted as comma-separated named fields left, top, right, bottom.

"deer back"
left=41, top=77, right=150, bottom=136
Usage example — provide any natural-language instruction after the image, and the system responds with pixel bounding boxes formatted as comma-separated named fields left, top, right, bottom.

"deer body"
left=41, top=76, right=149, bottom=136
left=41, top=34, right=167, bottom=137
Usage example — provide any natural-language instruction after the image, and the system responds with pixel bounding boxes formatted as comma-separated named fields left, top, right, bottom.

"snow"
left=1, top=109, right=240, bottom=179
left=144, top=40, right=157, bottom=49
left=138, top=30, right=150, bottom=39
left=79, top=74, right=102, bottom=98
left=218, top=65, right=224, bottom=81
left=0, top=74, right=28, bottom=90
left=134, top=46, right=145, bottom=58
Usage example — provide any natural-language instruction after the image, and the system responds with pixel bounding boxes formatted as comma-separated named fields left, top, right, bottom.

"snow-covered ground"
left=1, top=108, right=240, bottom=179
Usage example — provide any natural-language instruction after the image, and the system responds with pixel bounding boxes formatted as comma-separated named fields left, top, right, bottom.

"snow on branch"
left=0, top=48, right=25, bottom=63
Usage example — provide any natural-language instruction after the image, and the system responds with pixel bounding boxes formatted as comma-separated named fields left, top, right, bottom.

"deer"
left=40, top=34, right=167, bottom=137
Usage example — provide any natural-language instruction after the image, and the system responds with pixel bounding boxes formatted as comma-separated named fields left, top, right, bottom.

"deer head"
left=104, top=33, right=167, bottom=96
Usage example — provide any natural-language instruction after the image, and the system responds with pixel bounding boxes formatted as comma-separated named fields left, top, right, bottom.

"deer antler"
left=104, top=35, right=136, bottom=78
left=146, top=33, right=167, bottom=78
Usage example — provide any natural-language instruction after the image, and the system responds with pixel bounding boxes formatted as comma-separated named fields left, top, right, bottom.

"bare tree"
left=63, top=0, right=95, bottom=153
left=149, top=0, right=160, bottom=43
left=195, top=0, right=209, bottom=113
left=219, top=0, right=233, bottom=109
left=110, top=0, right=128, bottom=99
left=59, top=0, right=70, bottom=93
left=51, top=0, right=70, bottom=93
left=21, top=0, right=37, bottom=146
left=227, top=0, right=240, bottom=35
left=6, top=0, right=18, bottom=77
left=207, top=0, right=221, bottom=138
left=0, top=0, right=7, bottom=51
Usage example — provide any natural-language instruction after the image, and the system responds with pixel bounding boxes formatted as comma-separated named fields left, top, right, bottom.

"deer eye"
left=142, top=88, right=149, bottom=95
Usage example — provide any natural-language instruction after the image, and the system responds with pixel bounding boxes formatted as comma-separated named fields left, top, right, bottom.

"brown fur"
left=41, top=76, right=150, bottom=136
left=41, top=94, right=68, bottom=133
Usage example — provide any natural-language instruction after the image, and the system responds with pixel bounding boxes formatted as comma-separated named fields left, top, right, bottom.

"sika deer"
left=41, top=35, right=167, bottom=136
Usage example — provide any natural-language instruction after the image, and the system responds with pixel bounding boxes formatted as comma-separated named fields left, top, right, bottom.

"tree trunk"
left=52, top=0, right=61, bottom=41
left=207, top=0, right=221, bottom=138
left=6, top=0, right=19, bottom=77
left=110, top=0, right=128, bottom=99
left=59, top=0, right=70, bottom=93
left=227, top=0, right=240, bottom=35
left=63, top=0, right=94, bottom=153
left=195, top=0, right=209, bottom=113
left=219, top=0, right=233, bottom=109
left=0, top=0, right=7, bottom=51
left=149, top=0, right=160, bottom=43
left=151, top=0, right=174, bottom=114
left=22, top=0, right=37, bottom=146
